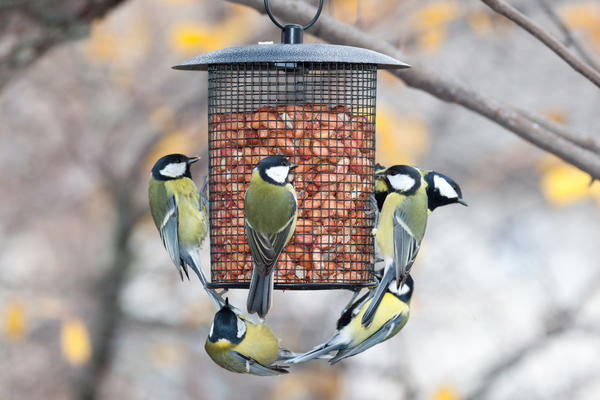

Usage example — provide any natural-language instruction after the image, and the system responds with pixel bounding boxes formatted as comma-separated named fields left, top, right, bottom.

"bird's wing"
left=199, top=174, right=209, bottom=211
left=245, top=211, right=296, bottom=277
left=337, top=292, right=370, bottom=330
left=393, top=207, right=420, bottom=283
left=229, top=351, right=289, bottom=376
left=159, top=195, right=187, bottom=279
left=330, top=311, right=408, bottom=364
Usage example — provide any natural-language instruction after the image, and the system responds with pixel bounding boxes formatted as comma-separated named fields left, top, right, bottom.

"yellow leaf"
left=560, top=3, right=600, bottom=30
left=467, top=11, right=493, bottom=36
left=332, top=0, right=359, bottom=23
left=416, top=1, right=460, bottom=29
left=376, top=107, right=429, bottom=166
left=543, top=108, right=567, bottom=124
left=150, top=106, right=176, bottom=132
left=540, top=160, right=600, bottom=206
left=84, top=21, right=120, bottom=62
left=418, top=27, right=446, bottom=52
left=431, top=386, right=461, bottom=400
left=169, top=22, right=225, bottom=55
left=61, top=318, right=92, bottom=366
left=3, top=300, right=27, bottom=340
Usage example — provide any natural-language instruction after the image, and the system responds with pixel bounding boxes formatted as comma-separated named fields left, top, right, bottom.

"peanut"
left=209, top=103, right=374, bottom=285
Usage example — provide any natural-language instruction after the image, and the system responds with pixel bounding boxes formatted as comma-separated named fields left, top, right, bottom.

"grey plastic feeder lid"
left=173, top=43, right=409, bottom=71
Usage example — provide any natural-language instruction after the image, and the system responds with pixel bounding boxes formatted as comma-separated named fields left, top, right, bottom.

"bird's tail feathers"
left=183, top=250, right=225, bottom=309
left=247, top=268, right=273, bottom=318
left=361, top=265, right=395, bottom=327
left=283, top=338, right=344, bottom=365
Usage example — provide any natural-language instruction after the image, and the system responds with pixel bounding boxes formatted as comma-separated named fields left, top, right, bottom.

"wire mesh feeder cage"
left=174, top=3, right=409, bottom=290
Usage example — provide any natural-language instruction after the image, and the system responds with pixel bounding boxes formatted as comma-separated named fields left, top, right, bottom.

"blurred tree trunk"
left=0, top=0, right=126, bottom=90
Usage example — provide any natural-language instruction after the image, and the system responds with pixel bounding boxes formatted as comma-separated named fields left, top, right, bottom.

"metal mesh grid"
left=207, top=62, right=376, bottom=289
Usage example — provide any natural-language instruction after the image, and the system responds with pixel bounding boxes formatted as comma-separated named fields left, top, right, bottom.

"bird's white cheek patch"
left=388, top=174, right=415, bottom=191
left=236, top=317, right=247, bottom=339
left=433, top=175, right=458, bottom=199
left=160, top=162, right=187, bottom=178
left=389, top=281, right=411, bottom=296
left=265, top=165, right=289, bottom=184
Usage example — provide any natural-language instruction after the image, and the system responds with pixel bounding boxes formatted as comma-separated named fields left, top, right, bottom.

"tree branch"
left=535, top=0, right=600, bottom=73
left=227, top=0, right=600, bottom=178
left=0, top=0, right=127, bottom=90
left=482, top=0, right=600, bottom=89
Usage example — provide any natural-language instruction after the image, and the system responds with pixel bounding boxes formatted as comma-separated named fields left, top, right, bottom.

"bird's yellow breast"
left=164, top=178, right=207, bottom=247
left=349, top=293, right=408, bottom=345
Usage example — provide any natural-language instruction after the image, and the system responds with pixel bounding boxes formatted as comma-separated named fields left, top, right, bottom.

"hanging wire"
left=264, top=0, right=324, bottom=30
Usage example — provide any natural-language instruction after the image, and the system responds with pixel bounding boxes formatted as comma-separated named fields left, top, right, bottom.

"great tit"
left=285, top=274, right=414, bottom=365
left=205, top=299, right=290, bottom=375
left=362, top=165, right=465, bottom=326
left=245, top=155, right=298, bottom=317
left=148, top=153, right=222, bottom=308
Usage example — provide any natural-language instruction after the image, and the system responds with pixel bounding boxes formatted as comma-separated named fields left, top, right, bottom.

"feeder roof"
left=173, top=43, right=409, bottom=71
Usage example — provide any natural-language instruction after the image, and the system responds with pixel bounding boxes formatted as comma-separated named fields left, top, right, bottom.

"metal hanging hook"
left=264, top=0, right=324, bottom=31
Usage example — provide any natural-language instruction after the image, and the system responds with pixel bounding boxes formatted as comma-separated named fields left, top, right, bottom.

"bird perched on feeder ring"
left=284, top=274, right=414, bottom=365
left=205, top=298, right=292, bottom=375
left=148, top=153, right=223, bottom=308
left=361, top=165, right=466, bottom=327
left=245, top=155, right=298, bottom=318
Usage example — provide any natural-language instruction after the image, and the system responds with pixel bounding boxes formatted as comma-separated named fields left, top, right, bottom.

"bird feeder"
left=174, top=0, right=409, bottom=290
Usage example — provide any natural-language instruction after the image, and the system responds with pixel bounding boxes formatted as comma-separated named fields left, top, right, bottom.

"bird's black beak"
left=289, top=163, right=298, bottom=169
left=457, top=198, right=468, bottom=207
left=187, top=156, right=201, bottom=165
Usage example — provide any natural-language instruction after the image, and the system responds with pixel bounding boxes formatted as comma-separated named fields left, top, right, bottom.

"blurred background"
left=1, top=0, right=600, bottom=399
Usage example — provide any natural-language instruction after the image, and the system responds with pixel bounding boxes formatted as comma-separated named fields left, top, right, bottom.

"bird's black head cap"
left=208, top=299, right=246, bottom=344
left=381, top=165, right=422, bottom=196
left=424, top=171, right=467, bottom=211
left=256, top=155, right=296, bottom=186
left=151, top=153, right=199, bottom=181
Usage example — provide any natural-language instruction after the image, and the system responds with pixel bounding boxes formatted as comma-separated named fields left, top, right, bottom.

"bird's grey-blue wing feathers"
left=393, top=207, right=420, bottom=283
left=331, top=311, right=408, bottom=364
left=160, top=195, right=186, bottom=279
left=245, top=213, right=295, bottom=277
left=230, top=351, right=288, bottom=376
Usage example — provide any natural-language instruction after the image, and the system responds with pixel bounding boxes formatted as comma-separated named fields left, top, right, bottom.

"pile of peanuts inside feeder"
left=209, top=103, right=375, bottom=285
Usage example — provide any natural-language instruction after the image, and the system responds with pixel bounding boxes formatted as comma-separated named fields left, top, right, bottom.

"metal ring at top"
left=264, top=0, right=324, bottom=30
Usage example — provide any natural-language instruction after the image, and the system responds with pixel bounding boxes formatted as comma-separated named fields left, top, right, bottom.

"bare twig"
left=465, top=273, right=600, bottom=400
left=227, top=0, right=600, bottom=178
left=481, top=0, right=600, bottom=89
left=535, top=0, right=600, bottom=73
left=0, top=0, right=128, bottom=90
left=515, top=108, right=600, bottom=155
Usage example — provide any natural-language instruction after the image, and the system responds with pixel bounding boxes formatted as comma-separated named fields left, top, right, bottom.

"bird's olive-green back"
left=245, top=170, right=297, bottom=234
left=376, top=188, right=428, bottom=258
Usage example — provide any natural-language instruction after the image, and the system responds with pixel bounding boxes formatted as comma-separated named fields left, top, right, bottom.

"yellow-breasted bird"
left=285, top=274, right=414, bottom=365
left=205, top=299, right=290, bottom=375
left=362, top=165, right=466, bottom=326
left=245, top=155, right=298, bottom=317
left=148, top=153, right=222, bottom=308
